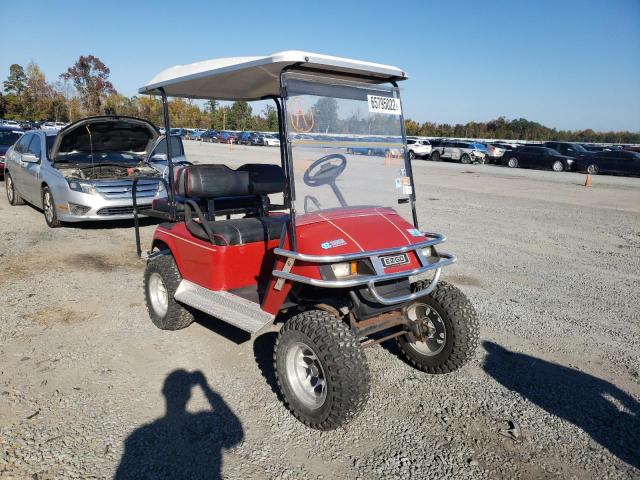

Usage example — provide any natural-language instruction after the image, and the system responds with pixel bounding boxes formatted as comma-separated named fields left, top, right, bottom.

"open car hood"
left=50, top=116, right=159, bottom=163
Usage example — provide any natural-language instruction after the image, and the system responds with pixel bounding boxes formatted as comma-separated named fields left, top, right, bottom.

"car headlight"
left=68, top=180, right=97, bottom=194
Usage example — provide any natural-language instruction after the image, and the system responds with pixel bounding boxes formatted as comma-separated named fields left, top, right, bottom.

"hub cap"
left=508, top=158, right=518, bottom=168
left=148, top=272, right=169, bottom=317
left=285, top=342, right=327, bottom=409
left=405, top=303, right=447, bottom=356
left=552, top=160, right=564, bottom=172
left=43, top=191, right=54, bottom=223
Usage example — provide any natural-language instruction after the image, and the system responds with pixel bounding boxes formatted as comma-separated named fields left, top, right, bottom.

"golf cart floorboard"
left=174, top=280, right=274, bottom=334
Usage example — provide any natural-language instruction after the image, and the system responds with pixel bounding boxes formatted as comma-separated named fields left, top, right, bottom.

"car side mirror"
left=22, top=153, right=39, bottom=163
left=150, top=153, right=168, bottom=162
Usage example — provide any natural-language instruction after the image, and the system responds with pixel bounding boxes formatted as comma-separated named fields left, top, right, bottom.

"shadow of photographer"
left=115, top=369, right=244, bottom=479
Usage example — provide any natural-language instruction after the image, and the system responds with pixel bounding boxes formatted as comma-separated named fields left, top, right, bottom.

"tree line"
left=1, top=56, right=638, bottom=143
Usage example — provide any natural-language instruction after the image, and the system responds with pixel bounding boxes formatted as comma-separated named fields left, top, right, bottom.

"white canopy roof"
left=138, top=51, right=407, bottom=101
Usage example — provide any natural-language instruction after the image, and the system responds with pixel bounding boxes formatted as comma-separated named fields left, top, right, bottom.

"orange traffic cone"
left=584, top=174, right=592, bottom=187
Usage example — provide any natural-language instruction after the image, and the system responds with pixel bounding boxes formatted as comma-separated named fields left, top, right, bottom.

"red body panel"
left=153, top=223, right=278, bottom=291
left=151, top=207, right=424, bottom=313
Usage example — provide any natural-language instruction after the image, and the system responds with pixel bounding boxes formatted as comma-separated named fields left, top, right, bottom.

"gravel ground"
left=0, top=141, right=638, bottom=479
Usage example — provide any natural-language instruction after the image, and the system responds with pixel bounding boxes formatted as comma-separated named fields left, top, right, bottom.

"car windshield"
left=0, top=130, right=23, bottom=146
left=283, top=72, right=412, bottom=223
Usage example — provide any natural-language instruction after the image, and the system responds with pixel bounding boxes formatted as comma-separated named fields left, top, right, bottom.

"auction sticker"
left=367, top=95, right=402, bottom=115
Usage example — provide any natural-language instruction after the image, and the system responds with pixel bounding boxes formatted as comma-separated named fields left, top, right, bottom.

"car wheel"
left=274, top=309, right=370, bottom=430
left=431, top=151, right=441, bottom=162
left=144, top=253, right=194, bottom=330
left=42, top=186, right=61, bottom=228
left=552, top=160, right=565, bottom=172
left=586, top=163, right=599, bottom=175
left=396, top=281, right=479, bottom=373
left=460, top=154, right=472, bottom=164
left=507, top=157, right=519, bottom=168
left=5, top=172, right=26, bottom=206
left=367, top=149, right=374, bottom=156
left=409, top=150, right=415, bottom=160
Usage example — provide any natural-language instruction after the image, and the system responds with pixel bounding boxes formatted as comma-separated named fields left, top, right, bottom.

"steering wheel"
left=303, top=154, right=347, bottom=187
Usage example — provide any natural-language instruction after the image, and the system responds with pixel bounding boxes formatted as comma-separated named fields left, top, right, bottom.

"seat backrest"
left=237, top=164, right=285, bottom=195
left=177, top=164, right=250, bottom=198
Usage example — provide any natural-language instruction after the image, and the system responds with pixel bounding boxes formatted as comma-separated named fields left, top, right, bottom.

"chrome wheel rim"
left=148, top=272, right=169, bottom=317
left=552, top=160, right=563, bottom=172
left=587, top=164, right=597, bottom=174
left=405, top=303, right=447, bottom=356
left=508, top=158, right=517, bottom=168
left=285, top=341, right=327, bottom=409
left=43, top=191, right=54, bottom=223
left=6, top=176, right=14, bottom=202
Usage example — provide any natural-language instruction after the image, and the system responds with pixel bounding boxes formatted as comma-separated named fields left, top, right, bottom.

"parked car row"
left=184, top=129, right=282, bottom=147
left=1, top=119, right=68, bottom=131
left=414, top=137, right=640, bottom=176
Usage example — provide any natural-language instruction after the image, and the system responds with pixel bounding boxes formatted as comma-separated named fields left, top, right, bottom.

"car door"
left=596, top=151, right=616, bottom=173
left=21, top=133, right=44, bottom=203
left=614, top=151, right=635, bottom=174
left=9, top=133, right=34, bottom=195
left=516, top=147, right=532, bottom=167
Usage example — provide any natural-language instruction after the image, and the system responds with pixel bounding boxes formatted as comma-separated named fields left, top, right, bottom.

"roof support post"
left=159, top=88, right=176, bottom=221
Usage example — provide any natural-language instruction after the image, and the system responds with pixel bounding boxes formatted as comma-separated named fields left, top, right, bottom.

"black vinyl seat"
left=166, top=163, right=288, bottom=246
left=187, top=215, right=288, bottom=246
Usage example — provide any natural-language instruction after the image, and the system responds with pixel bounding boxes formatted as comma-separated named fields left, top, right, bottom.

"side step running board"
left=174, top=280, right=274, bottom=334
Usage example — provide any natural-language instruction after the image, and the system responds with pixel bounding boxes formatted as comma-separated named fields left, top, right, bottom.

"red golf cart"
left=134, top=51, right=478, bottom=430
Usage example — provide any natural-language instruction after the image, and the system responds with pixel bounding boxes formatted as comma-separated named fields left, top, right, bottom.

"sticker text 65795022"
left=367, top=95, right=402, bottom=115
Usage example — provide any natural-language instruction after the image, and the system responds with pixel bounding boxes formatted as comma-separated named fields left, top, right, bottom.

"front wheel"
left=431, top=150, right=441, bottom=162
left=552, top=160, right=565, bottom=172
left=42, top=187, right=61, bottom=228
left=396, top=281, right=479, bottom=373
left=5, top=172, right=25, bottom=206
left=409, top=150, right=415, bottom=160
left=274, top=309, right=370, bottom=430
left=586, top=163, right=599, bottom=175
left=507, top=157, right=519, bottom=168
left=144, top=253, right=194, bottom=330
left=460, top=154, right=472, bottom=164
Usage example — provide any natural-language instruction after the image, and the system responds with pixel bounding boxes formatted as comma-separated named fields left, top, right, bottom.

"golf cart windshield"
left=283, top=72, right=413, bottom=224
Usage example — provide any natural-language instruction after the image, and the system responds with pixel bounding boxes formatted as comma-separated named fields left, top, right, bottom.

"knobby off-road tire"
left=274, top=309, right=370, bottom=430
left=144, top=253, right=194, bottom=330
left=396, top=281, right=479, bottom=374
left=5, top=172, right=25, bottom=206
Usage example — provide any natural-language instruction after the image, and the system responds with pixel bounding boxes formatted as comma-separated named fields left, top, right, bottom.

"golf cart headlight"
left=331, top=261, right=358, bottom=279
left=68, top=180, right=97, bottom=194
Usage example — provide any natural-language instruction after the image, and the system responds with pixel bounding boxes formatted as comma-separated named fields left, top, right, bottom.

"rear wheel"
left=144, top=253, right=194, bottom=330
left=5, top=172, right=25, bottom=206
left=409, top=150, right=415, bottom=160
left=460, top=154, right=472, bottom=164
left=552, top=160, right=565, bottom=172
left=274, top=309, right=370, bottom=430
left=586, top=163, right=599, bottom=175
left=42, top=187, right=61, bottom=228
left=507, top=157, right=519, bottom=168
left=396, top=281, right=479, bottom=373
left=367, top=148, right=374, bottom=156
left=431, top=150, right=441, bottom=162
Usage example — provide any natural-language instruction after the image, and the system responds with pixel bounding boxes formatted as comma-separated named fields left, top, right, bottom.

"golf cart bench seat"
left=151, top=163, right=284, bottom=219
left=187, top=215, right=288, bottom=246
left=165, top=163, right=288, bottom=246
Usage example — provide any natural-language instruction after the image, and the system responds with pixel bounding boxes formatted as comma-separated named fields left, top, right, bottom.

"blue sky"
left=1, top=0, right=639, bottom=131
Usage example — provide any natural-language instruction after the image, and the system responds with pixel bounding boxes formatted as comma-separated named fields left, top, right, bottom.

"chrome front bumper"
left=272, top=232, right=455, bottom=305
